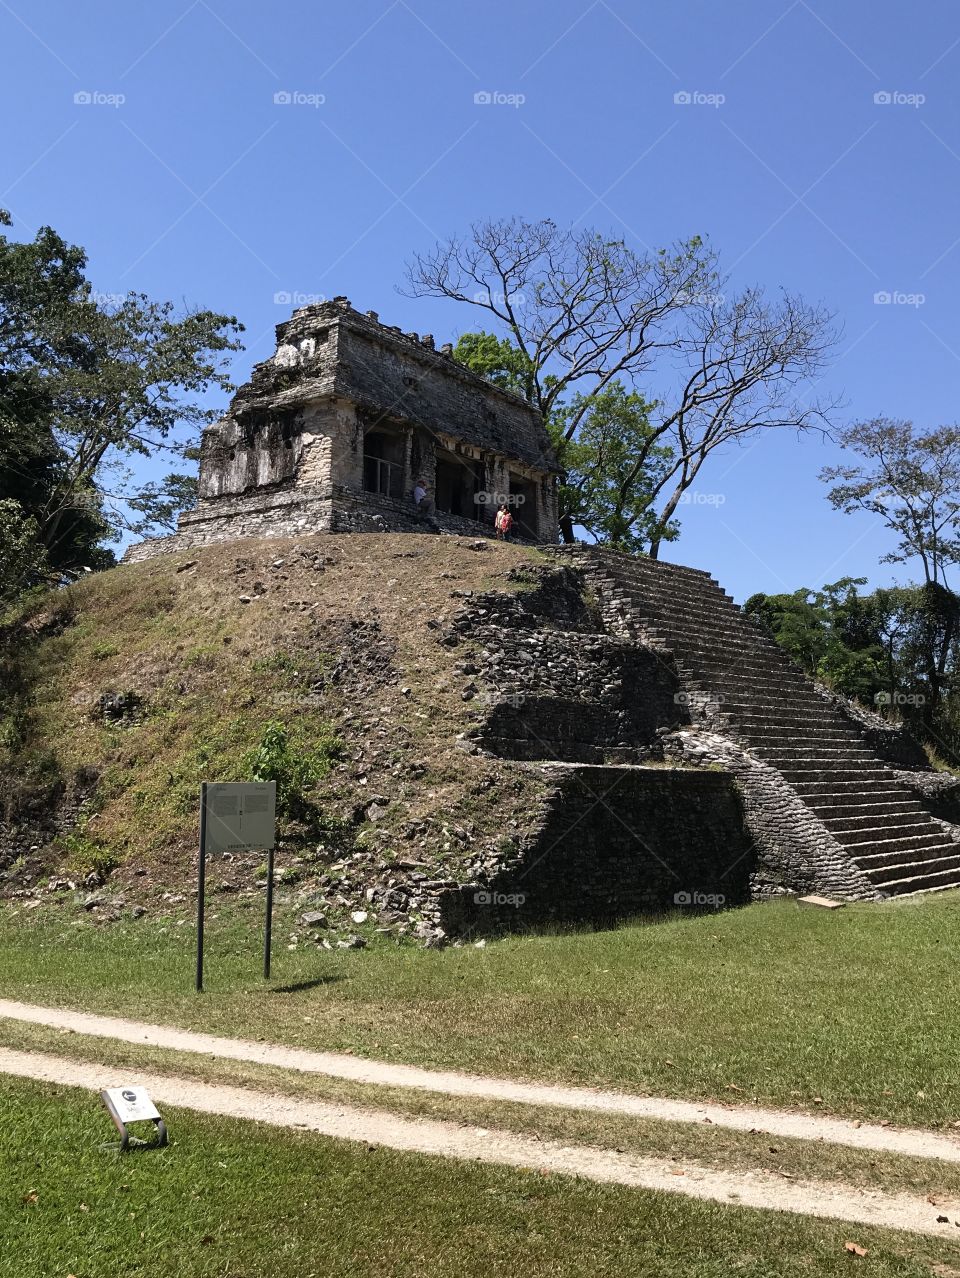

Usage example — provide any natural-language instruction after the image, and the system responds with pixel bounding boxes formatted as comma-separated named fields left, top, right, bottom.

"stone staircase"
left=554, top=547, right=960, bottom=898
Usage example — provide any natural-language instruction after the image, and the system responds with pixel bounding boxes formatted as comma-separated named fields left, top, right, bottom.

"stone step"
left=741, top=725, right=869, bottom=746
left=761, top=747, right=879, bottom=764
left=729, top=702, right=851, bottom=721
left=803, top=788, right=914, bottom=810
left=712, top=693, right=851, bottom=717
left=825, top=808, right=930, bottom=832
left=728, top=711, right=854, bottom=733
left=873, top=861, right=960, bottom=895
left=646, top=623, right=782, bottom=654
left=833, top=827, right=947, bottom=853
left=782, top=761, right=894, bottom=782
left=605, top=594, right=743, bottom=626
left=762, top=733, right=872, bottom=747
left=853, top=842, right=960, bottom=872
left=610, top=575, right=735, bottom=605
left=884, top=879, right=960, bottom=898
left=594, top=558, right=722, bottom=587
left=791, top=774, right=905, bottom=791
left=676, top=661, right=812, bottom=688
left=632, top=604, right=759, bottom=634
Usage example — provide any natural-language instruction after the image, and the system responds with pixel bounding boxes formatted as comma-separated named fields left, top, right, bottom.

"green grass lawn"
left=7, top=1016, right=960, bottom=1206
left=2, top=890, right=960, bottom=1128
left=2, top=1076, right=958, bottom=1278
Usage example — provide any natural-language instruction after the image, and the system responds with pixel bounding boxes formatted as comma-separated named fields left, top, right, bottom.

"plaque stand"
left=100, top=1089, right=169, bottom=1152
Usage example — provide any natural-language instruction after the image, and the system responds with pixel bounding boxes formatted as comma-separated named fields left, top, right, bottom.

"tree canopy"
left=407, top=216, right=837, bottom=552
left=821, top=417, right=960, bottom=587
left=0, top=211, right=242, bottom=607
left=746, top=577, right=960, bottom=754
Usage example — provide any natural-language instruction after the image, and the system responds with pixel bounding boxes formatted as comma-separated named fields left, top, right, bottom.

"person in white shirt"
left=412, top=480, right=439, bottom=530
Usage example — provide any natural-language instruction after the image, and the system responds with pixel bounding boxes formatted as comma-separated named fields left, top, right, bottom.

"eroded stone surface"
left=124, top=297, right=561, bottom=562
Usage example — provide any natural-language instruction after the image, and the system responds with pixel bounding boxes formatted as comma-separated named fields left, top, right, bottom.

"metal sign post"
left=196, top=782, right=208, bottom=993
left=264, top=844, right=275, bottom=980
left=195, top=782, right=277, bottom=992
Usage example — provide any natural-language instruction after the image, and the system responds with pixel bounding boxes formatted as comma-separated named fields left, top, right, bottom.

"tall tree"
left=820, top=417, right=960, bottom=587
left=0, top=211, right=243, bottom=604
left=406, top=217, right=837, bottom=551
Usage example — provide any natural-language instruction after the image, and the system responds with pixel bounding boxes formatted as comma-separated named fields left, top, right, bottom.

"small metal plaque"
left=103, top=1087, right=161, bottom=1124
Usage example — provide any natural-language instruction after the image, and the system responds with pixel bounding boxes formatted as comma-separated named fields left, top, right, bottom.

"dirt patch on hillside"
left=0, top=534, right=555, bottom=942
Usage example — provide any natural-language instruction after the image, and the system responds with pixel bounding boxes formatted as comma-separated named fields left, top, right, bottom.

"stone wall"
left=827, top=693, right=931, bottom=769
left=894, top=769, right=960, bottom=824
left=440, top=764, right=755, bottom=934
left=448, top=569, right=685, bottom=763
left=662, top=728, right=880, bottom=900
left=123, top=488, right=335, bottom=563
left=123, top=479, right=556, bottom=563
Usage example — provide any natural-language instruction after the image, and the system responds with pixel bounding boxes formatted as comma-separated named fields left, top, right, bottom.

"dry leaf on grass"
left=844, top=1241, right=868, bottom=1257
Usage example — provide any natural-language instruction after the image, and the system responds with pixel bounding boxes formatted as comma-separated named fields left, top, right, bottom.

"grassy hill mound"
left=0, top=534, right=552, bottom=943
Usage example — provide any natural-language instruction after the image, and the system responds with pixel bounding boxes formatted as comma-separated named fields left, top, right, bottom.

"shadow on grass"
left=269, top=976, right=343, bottom=994
left=453, top=898, right=762, bottom=945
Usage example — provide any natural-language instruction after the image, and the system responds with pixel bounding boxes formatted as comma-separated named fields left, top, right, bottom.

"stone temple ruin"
left=119, top=300, right=960, bottom=932
left=126, top=297, right=560, bottom=561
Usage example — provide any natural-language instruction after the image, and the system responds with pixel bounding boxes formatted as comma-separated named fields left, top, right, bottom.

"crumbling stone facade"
left=125, top=298, right=561, bottom=562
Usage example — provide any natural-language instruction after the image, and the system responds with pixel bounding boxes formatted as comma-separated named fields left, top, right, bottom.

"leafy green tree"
left=747, top=577, right=960, bottom=756
left=454, top=334, right=676, bottom=551
left=552, top=384, right=677, bottom=553
left=744, top=578, right=886, bottom=702
left=821, top=418, right=960, bottom=586
left=451, top=332, right=535, bottom=401
left=0, top=210, right=243, bottom=605
left=0, top=500, right=47, bottom=608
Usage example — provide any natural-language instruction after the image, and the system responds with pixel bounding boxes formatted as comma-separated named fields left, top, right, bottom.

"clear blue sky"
left=3, top=0, right=959, bottom=601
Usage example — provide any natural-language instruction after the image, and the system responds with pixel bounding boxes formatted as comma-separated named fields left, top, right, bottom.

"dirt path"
left=1, top=1044, right=957, bottom=1240
left=2, top=997, right=959, bottom=1163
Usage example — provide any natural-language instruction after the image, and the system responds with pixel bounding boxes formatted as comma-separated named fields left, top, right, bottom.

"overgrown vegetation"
left=0, top=535, right=549, bottom=893
left=245, top=719, right=343, bottom=830
left=745, top=576, right=960, bottom=760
